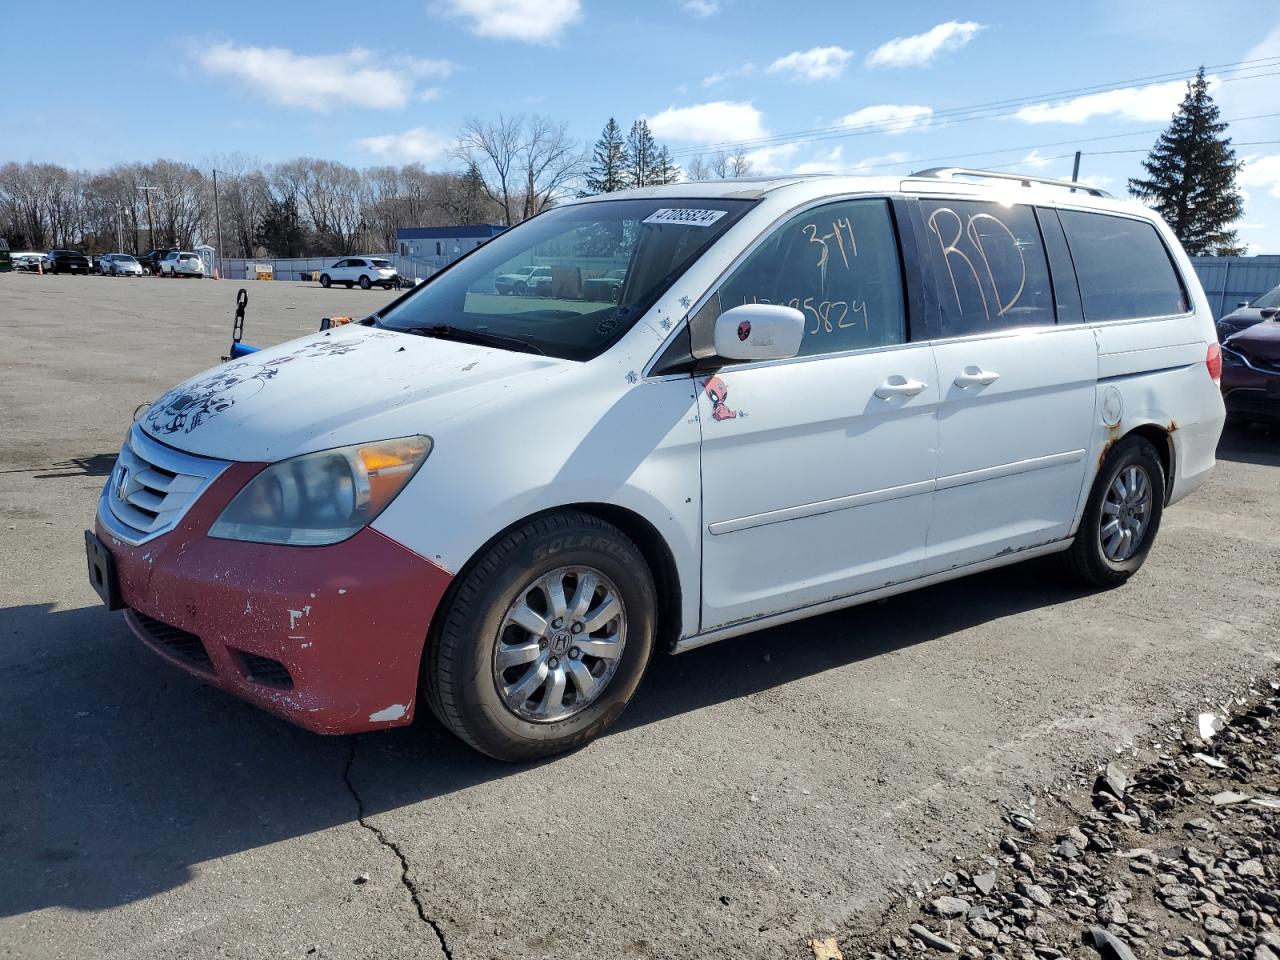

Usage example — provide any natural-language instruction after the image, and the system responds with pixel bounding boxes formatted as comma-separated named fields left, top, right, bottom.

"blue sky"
left=3, top=0, right=1279, bottom=251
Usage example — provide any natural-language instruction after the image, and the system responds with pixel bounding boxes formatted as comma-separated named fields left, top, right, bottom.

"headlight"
left=209, top=436, right=432, bottom=546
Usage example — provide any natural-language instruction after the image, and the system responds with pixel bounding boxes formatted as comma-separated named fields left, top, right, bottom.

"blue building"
left=396, top=224, right=506, bottom=266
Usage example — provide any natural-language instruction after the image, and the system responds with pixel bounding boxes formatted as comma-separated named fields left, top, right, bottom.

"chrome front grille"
left=99, top=424, right=231, bottom=545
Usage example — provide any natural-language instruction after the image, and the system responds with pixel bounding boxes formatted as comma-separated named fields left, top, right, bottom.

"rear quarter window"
left=1058, top=210, right=1188, bottom=321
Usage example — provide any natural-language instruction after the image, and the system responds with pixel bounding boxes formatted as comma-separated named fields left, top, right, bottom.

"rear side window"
left=717, top=198, right=906, bottom=357
left=1057, top=210, right=1188, bottom=321
left=920, top=199, right=1056, bottom=337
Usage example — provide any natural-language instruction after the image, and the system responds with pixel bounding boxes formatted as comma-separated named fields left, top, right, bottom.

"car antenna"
left=222, top=288, right=260, bottom=361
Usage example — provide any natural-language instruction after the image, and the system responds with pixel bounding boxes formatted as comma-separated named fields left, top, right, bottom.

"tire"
left=319, top=274, right=331, bottom=289
left=1062, top=435, right=1166, bottom=588
left=359, top=275, right=372, bottom=290
left=515, top=282, right=527, bottom=296
left=425, top=511, right=657, bottom=762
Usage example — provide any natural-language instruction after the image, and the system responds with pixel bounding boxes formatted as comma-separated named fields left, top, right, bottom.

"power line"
left=666, top=57, right=1280, bottom=160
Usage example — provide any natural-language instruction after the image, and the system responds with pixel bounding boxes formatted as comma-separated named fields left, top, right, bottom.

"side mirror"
left=1261, top=307, right=1278, bottom=320
left=713, top=304, right=805, bottom=362
left=1238, top=301, right=1250, bottom=308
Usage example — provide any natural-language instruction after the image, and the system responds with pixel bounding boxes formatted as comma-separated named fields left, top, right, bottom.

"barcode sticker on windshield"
left=643, top=208, right=727, bottom=227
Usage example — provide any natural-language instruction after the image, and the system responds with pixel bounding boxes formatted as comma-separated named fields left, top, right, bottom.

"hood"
left=140, top=325, right=565, bottom=461
left=1227, top=320, right=1280, bottom=363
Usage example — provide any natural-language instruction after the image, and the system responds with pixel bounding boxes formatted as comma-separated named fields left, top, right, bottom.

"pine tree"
left=1128, top=68, right=1244, bottom=256
left=625, top=119, right=658, bottom=188
left=583, top=119, right=628, bottom=195
left=446, top=162, right=491, bottom=224
left=652, top=146, right=681, bottom=185
left=255, top=195, right=308, bottom=257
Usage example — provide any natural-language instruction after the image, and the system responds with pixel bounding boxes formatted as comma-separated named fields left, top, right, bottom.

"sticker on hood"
left=145, top=335, right=373, bottom=436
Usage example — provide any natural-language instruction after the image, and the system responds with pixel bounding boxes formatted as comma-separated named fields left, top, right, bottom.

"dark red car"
left=1221, top=320, right=1280, bottom=424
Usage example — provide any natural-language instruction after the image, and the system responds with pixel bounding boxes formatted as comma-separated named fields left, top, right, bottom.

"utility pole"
left=140, top=184, right=160, bottom=251
left=212, top=169, right=225, bottom=279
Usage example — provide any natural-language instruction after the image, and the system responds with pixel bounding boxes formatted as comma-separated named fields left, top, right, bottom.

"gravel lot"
left=1, top=273, right=1278, bottom=960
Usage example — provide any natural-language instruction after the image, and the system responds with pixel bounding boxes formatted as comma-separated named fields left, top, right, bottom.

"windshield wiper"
left=400, top=324, right=546, bottom=356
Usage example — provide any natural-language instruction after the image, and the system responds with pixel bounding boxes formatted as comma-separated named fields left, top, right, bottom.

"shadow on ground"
left=0, top=556, right=1087, bottom=919
left=1217, top=420, right=1279, bottom=467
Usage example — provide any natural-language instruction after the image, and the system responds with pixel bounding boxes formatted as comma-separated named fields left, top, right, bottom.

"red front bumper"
left=97, top=462, right=452, bottom=734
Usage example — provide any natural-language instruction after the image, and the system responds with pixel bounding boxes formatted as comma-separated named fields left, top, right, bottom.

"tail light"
left=1206, top=342, right=1222, bottom=383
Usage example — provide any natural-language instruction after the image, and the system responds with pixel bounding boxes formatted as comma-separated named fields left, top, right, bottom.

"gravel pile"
left=841, top=676, right=1280, bottom=960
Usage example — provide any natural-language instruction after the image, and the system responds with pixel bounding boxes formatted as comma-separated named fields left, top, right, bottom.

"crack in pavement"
left=342, top=736, right=453, bottom=959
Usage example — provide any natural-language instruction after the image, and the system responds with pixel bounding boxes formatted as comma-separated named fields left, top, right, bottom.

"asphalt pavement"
left=1, top=273, right=1278, bottom=959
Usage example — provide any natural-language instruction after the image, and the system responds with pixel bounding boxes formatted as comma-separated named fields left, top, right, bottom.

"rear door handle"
left=874, top=376, right=928, bottom=399
left=954, top=367, right=1000, bottom=388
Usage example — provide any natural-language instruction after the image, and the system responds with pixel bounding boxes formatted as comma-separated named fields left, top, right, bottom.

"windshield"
left=1253, top=285, right=1280, bottom=309
left=117, top=255, right=136, bottom=263
left=377, top=197, right=754, bottom=361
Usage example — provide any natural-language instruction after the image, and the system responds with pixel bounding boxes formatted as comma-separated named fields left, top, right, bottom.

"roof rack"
left=905, top=167, right=1111, bottom=198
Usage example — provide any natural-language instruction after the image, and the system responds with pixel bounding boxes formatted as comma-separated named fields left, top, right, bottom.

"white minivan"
left=88, top=170, right=1225, bottom=760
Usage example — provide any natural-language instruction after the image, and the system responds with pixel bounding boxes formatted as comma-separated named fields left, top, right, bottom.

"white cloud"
left=434, top=0, right=580, bottom=43
left=646, top=101, right=768, bottom=143
left=1077, top=174, right=1115, bottom=190
left=867, top=21, right=984, bottom=68
left=743, top=143, right=801, bottom=175
left=836, top=104, right=933, bottom=135
left=1240, top=153, right=1280, bottom=199
left=791, top=145, right=847, bottom=176
left=682, top=0, right=721, bottom=17
left=703, top=63, right=755, bottom=87
left=1014, top=79, right=1188, bottom=124
left=1022, top=149, right=1053, bottom=169
left=767, top=46, right=854, bottom=82
left=196, top=42, right=453, bottom=110
left=358, top=127, right=455, bottom=163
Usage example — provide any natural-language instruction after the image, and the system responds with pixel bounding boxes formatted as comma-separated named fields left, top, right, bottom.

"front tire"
left=1062, top=435, right=1165, bottom=588
left=319, top=274, right=331, bottom=288
left=425, top=511, right=656, bottom=762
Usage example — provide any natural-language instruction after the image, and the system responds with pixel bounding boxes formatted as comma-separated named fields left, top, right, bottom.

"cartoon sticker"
left=703, top=376, right=738, bottom=421
left=737, top=320, right=751, bottom=342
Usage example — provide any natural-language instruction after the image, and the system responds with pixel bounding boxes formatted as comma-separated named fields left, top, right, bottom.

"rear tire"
left=424, top=511, right=656, bottom=762
left=319, top=274, right=331, bottom=288
left=1062, top=435, right=1165, bottom=588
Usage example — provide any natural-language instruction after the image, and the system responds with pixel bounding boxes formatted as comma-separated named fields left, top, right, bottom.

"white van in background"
left=89, top=169, right=1225, bottom=761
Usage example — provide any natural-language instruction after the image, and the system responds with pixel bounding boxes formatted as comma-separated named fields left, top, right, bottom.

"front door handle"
left=874, top=376, right=928, bottom=399
left=954, top=367, right=1001, bottom=388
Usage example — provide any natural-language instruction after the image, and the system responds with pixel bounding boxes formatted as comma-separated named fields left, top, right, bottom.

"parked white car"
left=91, top=170, right=1224, bottom=761
left=159, top=251, right=204, bottom=278
left=98, top=253, right=144, bottom=276
left=318, top=257, right=399, bottom=290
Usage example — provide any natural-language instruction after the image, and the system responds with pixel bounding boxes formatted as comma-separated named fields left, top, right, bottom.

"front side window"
left=920, top=199, right=1056, bottom=337
left=1058, top=210, right=1188, bottom=321
left=716, top=198, right=906, bottom=357
left=378, top=198, right=754, bottom=361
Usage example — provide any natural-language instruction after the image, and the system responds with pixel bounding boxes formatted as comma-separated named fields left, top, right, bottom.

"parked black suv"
left=47, top=250, right=91, bottom=275
left=139, top=248, right=178, bottom=275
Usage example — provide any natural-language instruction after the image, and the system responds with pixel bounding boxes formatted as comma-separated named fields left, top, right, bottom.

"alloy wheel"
left=1100, top=464, right=1153, bottom=562
left=493, top=565, right=627, bottom=723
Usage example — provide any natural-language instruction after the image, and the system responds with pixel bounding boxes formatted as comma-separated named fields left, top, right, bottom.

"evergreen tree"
left=446, top=162, right=492, bottom=224
left=583, top=118, right=628, bottom=195
left=652, top=146, right=681, bottom=185
left=1128, top=68, right=1244, bottom=256
left=255, top=195, right=308, bottom=257
left=625, top=119, right=658, bottom=188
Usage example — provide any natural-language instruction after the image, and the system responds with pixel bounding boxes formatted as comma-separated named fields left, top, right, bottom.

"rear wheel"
left=319, top=274, right=331, bottom=288
left=359, top=275, right=372, bottom=290
left=424, top=511, right=656, bottom=762
left=1062, top=435, right=1165, bottom=588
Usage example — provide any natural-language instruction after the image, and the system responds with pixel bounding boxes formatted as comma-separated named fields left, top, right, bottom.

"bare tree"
left=454, top=114, right=523, bottom=226
left=520, top=115, right=586, bottom=220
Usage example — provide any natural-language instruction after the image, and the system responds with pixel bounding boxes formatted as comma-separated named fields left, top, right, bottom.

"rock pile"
left=842, top=678, right=1280, bottom=960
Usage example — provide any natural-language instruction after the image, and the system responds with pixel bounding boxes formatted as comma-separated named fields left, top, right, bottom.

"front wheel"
left=424, top=511, right=656, bottom=762
left=358, top=275, right=372, bottom=290
left=319, top=274, right=331, bottom=288
left=1062, top=435, right=1165, bottom=588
